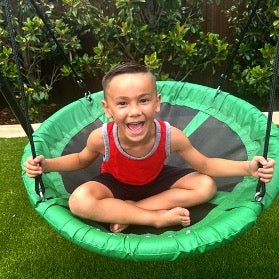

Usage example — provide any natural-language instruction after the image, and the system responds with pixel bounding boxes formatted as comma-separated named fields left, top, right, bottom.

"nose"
left=128, top=103, right=141, bottom=117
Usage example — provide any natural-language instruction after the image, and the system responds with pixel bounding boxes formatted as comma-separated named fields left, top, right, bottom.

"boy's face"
left=102, top=72, right=161, bottom=144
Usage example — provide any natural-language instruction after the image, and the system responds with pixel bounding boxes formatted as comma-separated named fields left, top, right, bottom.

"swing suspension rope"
left=3, top=0, right=278, bottom=203
left=0, top=69, right=30, bottom=135
left=28, top=0, right=92, bottom=102
left=255, top=36, right=279, bottom=202
left=4, top=0, right=46, bottom=201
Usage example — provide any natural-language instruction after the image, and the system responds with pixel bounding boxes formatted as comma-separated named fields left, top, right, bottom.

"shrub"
left=0, top=0, right=278, bottom=119
left=224, top=0, right=279, bottom=108
left=0, top=1, right=83, bottom=119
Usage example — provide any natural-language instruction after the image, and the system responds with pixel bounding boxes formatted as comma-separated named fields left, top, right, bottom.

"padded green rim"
left=21, top=81, right=279, bottom=261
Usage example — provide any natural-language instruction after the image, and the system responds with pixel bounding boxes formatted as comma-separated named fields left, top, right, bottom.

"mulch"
left=0, top=104, right=62, bottom=125
left=0, top=107, right=19, bottom=125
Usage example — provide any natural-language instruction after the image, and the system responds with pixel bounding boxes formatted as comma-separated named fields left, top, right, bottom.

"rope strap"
left=254, top=37, right=279, bottom=202
left=4, top=0, right=46, bottom=201
left=0, top=69, right=32, bottom=135
left=29, top=0, right=92, bottom=101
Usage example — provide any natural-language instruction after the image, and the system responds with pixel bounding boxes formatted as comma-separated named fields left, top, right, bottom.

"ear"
left=102, top=100, right=113, bottom=118
left=155, top=94, right=162, bottom=113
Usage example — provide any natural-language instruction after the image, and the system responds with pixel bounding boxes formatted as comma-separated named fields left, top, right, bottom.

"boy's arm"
left=170, top=126, right=275, bottom=182
left=24, top=127, right=104, bottom=177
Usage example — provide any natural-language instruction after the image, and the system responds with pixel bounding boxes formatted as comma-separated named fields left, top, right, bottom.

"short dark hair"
left=102, top=62, right=156, bottom=95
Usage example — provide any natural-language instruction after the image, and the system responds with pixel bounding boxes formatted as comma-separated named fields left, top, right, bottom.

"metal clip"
left=254, top=192, right=263, bottom=202
left=77, top=79, right=92, bottom=101
left=39, top=191, right=46, bottom=202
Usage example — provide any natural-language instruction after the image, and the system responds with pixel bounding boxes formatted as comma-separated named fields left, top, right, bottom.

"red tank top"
left=101, top=119, right=171, bottom=185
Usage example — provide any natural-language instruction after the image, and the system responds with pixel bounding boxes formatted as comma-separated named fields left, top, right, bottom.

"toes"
left=110, top=224, right=116, bottom=232
left=180, top=208, right=190, bottom=226
left=181, top=217, right=191, bottom=227
left=110, top=223, right=128, bottom=233
left=183, top=208, right=190, bottom=217
left=110, top=223, right=121, bottom=232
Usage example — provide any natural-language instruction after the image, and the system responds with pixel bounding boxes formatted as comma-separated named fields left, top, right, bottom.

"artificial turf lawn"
left=0, top=137, right=278, bottom=279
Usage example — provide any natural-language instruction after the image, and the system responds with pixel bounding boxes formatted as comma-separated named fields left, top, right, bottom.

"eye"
left=117, top=101, right=127, bottom=106
left=139, top=98, right=150, bottom=104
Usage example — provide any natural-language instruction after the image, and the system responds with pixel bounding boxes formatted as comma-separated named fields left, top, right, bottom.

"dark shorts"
left=92, top=165, right=195, bottom=201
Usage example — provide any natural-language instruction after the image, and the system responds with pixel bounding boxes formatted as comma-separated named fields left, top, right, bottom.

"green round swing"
left=21, top=81, right=279, bottom=261
left=2, top=0, right=277, bottom=261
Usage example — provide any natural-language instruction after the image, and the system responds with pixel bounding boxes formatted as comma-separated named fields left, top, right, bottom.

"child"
left=24, top=62, right=276, bottom=233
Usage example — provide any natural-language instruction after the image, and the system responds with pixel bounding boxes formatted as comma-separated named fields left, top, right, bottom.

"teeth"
left=127, top=122, right=144, bottom=134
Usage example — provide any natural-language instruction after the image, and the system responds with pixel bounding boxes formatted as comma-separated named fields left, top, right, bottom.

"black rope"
left=0, top=69, right=32, bottom=135
left=28, top=0, right=92, bottom=101
left=254, top=37, right=279, bottom=202
left=216, top=0, right=263, bottom=93
left=4, top=0, right=46, bottom=201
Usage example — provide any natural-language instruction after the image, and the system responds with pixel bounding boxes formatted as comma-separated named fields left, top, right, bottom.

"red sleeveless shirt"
left=101, top=119, right=171, bottom=185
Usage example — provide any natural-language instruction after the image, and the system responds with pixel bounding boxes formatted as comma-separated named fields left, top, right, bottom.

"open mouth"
left=126, top=122, right=145, bottom=135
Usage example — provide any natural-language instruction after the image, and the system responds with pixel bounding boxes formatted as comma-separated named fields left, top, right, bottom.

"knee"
left=199, top=175, right=217, bottom=201
left=68, top=185, right=92, bottom=215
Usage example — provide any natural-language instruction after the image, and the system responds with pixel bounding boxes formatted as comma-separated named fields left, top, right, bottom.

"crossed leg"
left=68, top=172, right=217, bottom=232
left=110, top=172, right=217, bottom=232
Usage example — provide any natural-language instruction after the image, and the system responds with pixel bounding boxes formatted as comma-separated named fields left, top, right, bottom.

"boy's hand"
left=249, top=156, right=276, bottom=183
left=24, top=155, right=46, bottom=178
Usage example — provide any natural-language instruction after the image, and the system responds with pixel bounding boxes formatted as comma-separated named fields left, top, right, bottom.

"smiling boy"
left=24, top=62, right=276, bottom=233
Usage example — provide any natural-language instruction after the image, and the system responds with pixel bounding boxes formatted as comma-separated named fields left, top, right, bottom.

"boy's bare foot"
left=155, top=207, right=190, bottom=228
left=110, top=207, right=190, bottom=233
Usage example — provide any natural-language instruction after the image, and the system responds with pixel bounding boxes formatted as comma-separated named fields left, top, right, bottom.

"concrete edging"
left=262, top=111, right=279, bottom=126
left=0, top=123, right=41, bottom=138
left=0, top=112, right=278, bottom=138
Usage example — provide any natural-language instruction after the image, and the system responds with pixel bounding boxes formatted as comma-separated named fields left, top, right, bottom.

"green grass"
left=1, top=137, right=279, bottom=279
